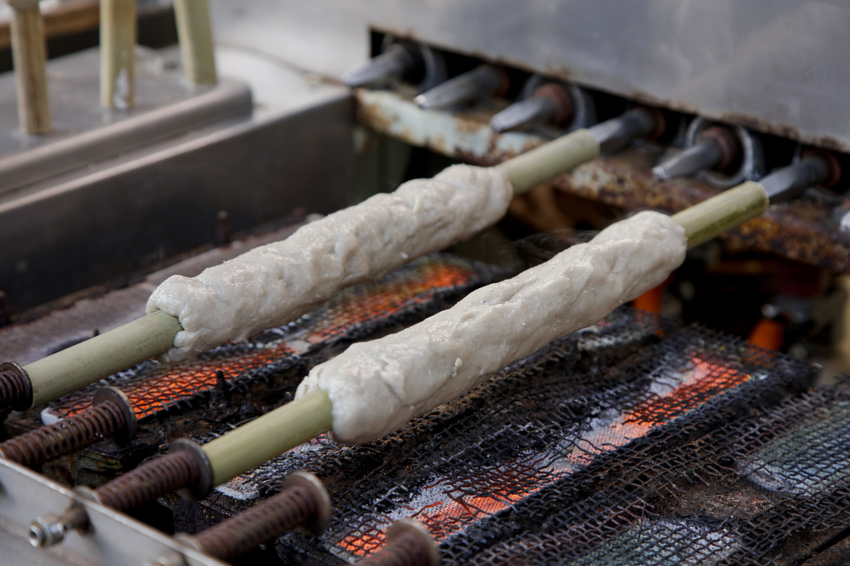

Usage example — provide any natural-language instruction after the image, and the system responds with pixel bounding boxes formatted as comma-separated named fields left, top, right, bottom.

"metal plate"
left=210, top=0, right=850, bottom=152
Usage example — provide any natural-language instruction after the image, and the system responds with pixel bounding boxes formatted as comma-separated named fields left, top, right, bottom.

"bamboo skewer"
left=173, top=0, right=217, bottom=85
left=4, top=0, right=50, bottom=134
left=100, top=0, right=136, bottom=109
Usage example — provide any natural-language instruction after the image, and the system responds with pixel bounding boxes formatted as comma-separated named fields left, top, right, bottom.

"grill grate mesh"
left=197, top=320, right=817, bottom=565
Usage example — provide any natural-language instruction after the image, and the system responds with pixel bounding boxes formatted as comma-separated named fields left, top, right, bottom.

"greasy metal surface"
left=0, top=45, right=354, bottom=316
left=355, top=91, right=850, bottom=273
left=211, top=0, right=850, bottom=152
left=0, top=458, right=228, bottom=566
left=0, top=47, right=252, bottom=194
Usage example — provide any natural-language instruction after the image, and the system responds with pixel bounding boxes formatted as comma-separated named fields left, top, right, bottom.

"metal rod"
left=22, top=311, right=182, bottom=408
left=343, top=44, right=420, bottom=88
left=4, top=0, right=50, bottom=134
left=588, top=107, right=657, bottom=153
left=490, top=96, right=556, bottom=133
left=759, top=155, right=831, bottom=202
left=415, top=64, right=507, bottom=110
left=653, top=140, right=724, bottom=181
left=100, top=0, right=136, bottom=109
left=173, top=0, right=217, bottom=85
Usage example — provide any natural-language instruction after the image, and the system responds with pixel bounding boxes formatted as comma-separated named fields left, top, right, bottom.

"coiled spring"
left=0, top=400, right=126, bottom=468
left=194, top=484, right=318, bottom=562
left=94, top=450, right=203, bottom=512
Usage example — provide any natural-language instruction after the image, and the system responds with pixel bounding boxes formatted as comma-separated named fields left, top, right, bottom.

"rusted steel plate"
left=355, top=89, right=850, bottom=273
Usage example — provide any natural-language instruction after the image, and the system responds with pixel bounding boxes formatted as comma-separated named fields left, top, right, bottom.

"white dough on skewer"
left=146, top=165, right=513, bottom=361
left=296, top=211, right=687, bottom=443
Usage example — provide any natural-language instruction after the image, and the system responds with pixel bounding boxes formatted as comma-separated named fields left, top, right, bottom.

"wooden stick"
left=173, top=0, right=217, bottom=85
left=100, top=0, right=136, bottom=109
left=5, top=0, right=50, bottom=134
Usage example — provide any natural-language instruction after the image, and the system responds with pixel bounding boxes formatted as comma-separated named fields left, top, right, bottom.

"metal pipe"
left=100, top=0, right=136, bottom=109
left=173, top=0, right=217, bottom=85
left=414, top=64, right=507, bottom=110
left=4, top=0, right=50, bottom=134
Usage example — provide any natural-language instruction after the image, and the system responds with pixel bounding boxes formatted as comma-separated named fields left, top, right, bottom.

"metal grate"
left=194, top=322, right=814, bottom=565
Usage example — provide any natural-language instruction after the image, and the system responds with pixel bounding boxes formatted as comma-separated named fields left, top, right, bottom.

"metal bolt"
left=0, top=387, right=136, bottom=468
left=358, top=519, right=440, bottom=566
left=29, top=504, right=88, bottom=547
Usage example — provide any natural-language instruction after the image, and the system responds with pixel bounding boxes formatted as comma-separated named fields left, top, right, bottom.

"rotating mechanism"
left=343, top=37, right=447, bottom=92
left=490, top=75, right=595, bottom=135
left=414, top=64, right=510, bottom=110
left=653, top=118, right=764, bottom=187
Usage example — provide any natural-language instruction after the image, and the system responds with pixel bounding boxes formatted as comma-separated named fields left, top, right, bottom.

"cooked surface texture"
left=296, top=211, right=687, bottom=443
left=147, top=165, right=513, bottom=360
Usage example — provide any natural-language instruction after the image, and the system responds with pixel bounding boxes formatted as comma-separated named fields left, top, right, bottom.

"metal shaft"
left=653, top=140, right=724, bottom=181
left=343, top=44, right=421, bottom=88
left=415, top=65, right=507, bottom=109
left=588, top=107, right=657, bottom=153
left=490, top=96, right=556, bottom=133
left=760, top=155, right=831, bottom=202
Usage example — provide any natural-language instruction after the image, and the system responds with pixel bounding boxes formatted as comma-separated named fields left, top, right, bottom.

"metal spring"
left=94, top=450, right=203, bottom=512
left=0, top=364, right=31, bottom=411
left=360, top=531, right=435, bottom=566
left=0, top=400, right=127, bottom=468
left=193, top=484, right=318, bottom=562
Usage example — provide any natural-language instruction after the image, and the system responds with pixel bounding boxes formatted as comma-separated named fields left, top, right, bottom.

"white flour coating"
left=147, top=165, right=513, bottom=361
left=296, top=211, right=687, bottom=443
